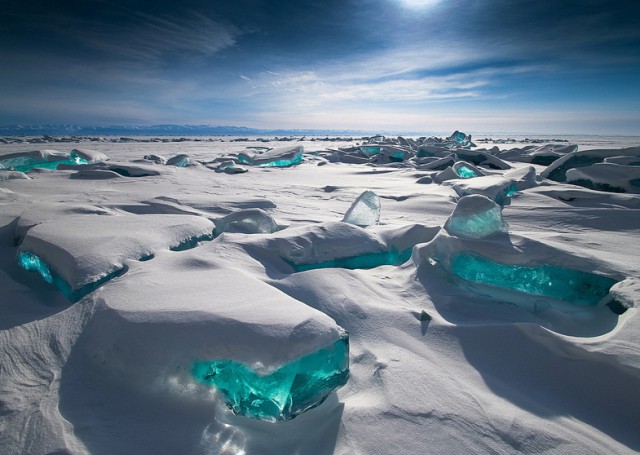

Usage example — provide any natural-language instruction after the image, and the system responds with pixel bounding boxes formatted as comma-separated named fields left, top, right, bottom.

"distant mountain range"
left=0, top=124, right=383, bottom=137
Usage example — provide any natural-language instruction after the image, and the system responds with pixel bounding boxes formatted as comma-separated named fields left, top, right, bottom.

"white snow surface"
left=1, top=137, right=640, bottom=455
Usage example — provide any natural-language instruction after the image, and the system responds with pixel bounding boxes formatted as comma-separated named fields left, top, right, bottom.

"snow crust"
left=1, top=135, right=640, bottom=454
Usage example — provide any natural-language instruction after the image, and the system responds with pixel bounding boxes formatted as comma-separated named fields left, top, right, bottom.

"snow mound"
left=446, top=175, right=517, bottom=205
left=0, top=149, right=88, bottom=172
left=78, top=258, right=348, bottom=420
left=498, top=144, right=577, bottom=165
left=18, top=214, right=215, bottom=300
left=417, top=229, right=625, bottom=334
left=234, top=221, right=437, bottom=272
left=566, top=163, right=640, bottom=194
left=70, top=148, right=109, bottom=163
left=0, top=170, right=29, bottom=180
left=541, top=147, right=640, bottom=183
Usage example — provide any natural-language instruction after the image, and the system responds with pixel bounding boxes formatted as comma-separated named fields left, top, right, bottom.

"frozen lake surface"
left=1, top=134, right=639, bottom=454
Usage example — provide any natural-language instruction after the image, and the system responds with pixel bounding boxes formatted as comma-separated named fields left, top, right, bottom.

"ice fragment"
left=450, top=253, right=617, bottom=306
left=444, top=195, right=508, bottom=239
left=192, top=336, right=349, bottom=421
left=342, top=190, right=381, bottom=227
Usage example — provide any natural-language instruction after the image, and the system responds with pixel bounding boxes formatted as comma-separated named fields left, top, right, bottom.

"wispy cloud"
left=74, top=12, right=245, bottom=65
left=246, top=69, right=487, bottom=103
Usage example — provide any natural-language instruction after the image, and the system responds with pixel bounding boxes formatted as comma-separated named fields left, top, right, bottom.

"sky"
left=1, top=0, right=640, bottom=134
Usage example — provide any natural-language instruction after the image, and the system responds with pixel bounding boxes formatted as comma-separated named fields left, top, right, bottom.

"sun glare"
left=396, top=0, right=440, bottom=10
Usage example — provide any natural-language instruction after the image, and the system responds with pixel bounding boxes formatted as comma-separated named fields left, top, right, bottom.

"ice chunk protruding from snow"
left=17, top=214, right=215, bottom=300
left=291, top=248, right=412, bottom=272
left=214, top=208, right=279, bottom=234
left=566, top=163, right=640, bottom=194
left=541, top=147, right=640, bottom=182
left=166, top=154, right=192, bottom=167
left=192, top=335, right=349, bottom=421
left=342, top=190, right=381, bottom=227
left=78, top=264, right=348, bottom=417
left=453, top=161, right=484, bottom=179
left=504, top=166, right=538, bottom=191
left=450, top=252, right=617, bottom=306
left=447, top=130, right=473, bottom=147
left=0, top=150, right=89, bottom=172
left=70, top=148, right=109, bottom=163
left=17, top=250, right=126, bottom=301
left=448, top=175, right=518, bottom=206
left=238, top=145, right=304, bottom=167
left=444, top=195, right=508, bottom=239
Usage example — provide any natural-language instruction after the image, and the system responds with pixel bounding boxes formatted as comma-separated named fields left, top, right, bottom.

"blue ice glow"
left=18, top=251, right=53, bottom=284
left=454, top=165, right=478, bottom=179
left=192, top=336, right=349, bottom=421
left=290, top=248, right=412, bottom=272
left=169, top=232, right=216, bottom=251
left=257, top=154, right=303, bottom=167
left=0, top=153, right=88, bottom=173
left=450, top=253, right=617, bottom=306
left=17, top=251, right=126, bottom=302
left=360, top=146, right=381, bottom=156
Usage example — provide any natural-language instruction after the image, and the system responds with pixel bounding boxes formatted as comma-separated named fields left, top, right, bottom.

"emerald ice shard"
left=18, top=251, right=54, bottom=284
left=238, top=146, right=304, bottom=167
left=450, top=253, right=617, bottom=306
left=192, top=335, right=349, bottom=421
left=342, top=190, right=381, bottom=227
left=0, top=150, right=89, bottom=172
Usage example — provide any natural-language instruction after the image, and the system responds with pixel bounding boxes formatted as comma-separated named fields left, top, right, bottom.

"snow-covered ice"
left=1, top=133, right=640, bottom=454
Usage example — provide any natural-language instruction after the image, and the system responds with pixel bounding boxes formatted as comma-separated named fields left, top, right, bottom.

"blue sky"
left=1, top=0, right=639, bottom=134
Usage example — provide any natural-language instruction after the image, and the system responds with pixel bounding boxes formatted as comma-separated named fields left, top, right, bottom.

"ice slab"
left=342, top=190, right=381, bottom=227
left=0, top=171, right=29, bottom=180
left=214, top=208, right=279, bottom=234
left=213, top=160, right=248, bottom=174
left=454, top=150, right=511, bottom=170
left=18, top=214, right=215, bottom=300
left=166, top=154, right=192, bottom=167
left=566, top=163, right=640, bottom=194
left=78, top=262, right=348, bottom=417
left=453, top=161, right=484, bottom=179
left=243, top=221, right=437, bottom=272
left=420, top=229, right=622, bottom=314
left=70, top=148, right=109, bottom=163
left=143, top=154, right=166, bottom=164
left=192, top=335, right=348, bottom=421
left=444, top=195, right=508, bottom=239
left=450, top=253, right=617, bottom=306
left=497, top=144, right=577, bottom=165
left=0, top=149, right=88, bottom=172
left=541, top=147, right=640, bottom=182
left=238, top=145, right=304, bottom=167
left=447, top=175, right=517, bottom=205
left=415, top=154, right=456, bottom=171
left=17, top=251, right=126, bottom=301
left=105, top=163, right=164, bottom=177
left=291, top=248, right=412, bottom=272
left=446, top=130, right=473, bottom=147
left=504, top=166, right=538, bottom=191
left=15, top=204, right=117, bottom=245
